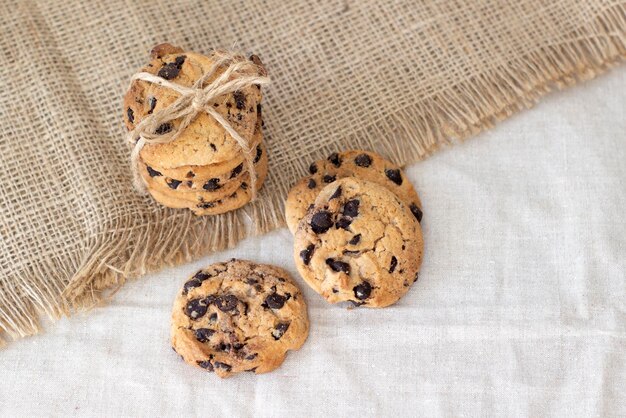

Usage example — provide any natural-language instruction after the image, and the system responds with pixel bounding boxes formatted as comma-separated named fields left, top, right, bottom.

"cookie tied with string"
left=122, top=43, right=270, bottom=215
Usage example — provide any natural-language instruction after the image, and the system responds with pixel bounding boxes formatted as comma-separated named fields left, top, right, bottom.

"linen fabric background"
left=0, top=0, right=624, bottom=344
left=0, top=70, right=623, bottom=416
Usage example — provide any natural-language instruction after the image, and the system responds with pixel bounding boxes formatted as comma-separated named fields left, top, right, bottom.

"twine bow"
left=126, top=51, right=270, bottom=199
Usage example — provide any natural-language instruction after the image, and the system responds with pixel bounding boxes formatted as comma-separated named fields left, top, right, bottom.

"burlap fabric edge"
left=0, top=4, right=624, bottom=346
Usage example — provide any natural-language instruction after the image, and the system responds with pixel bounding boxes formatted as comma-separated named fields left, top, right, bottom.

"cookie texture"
left=285, top=150, right=423, bottom=233
left=171, top=259, right=309, bottom=377
left=138, top=142, right=266, bottom=195
left=145, top=146, right=268, bottom=215
left=124, top=46, right=264, bottom=169
left=293, top=177, right=423, bottom=308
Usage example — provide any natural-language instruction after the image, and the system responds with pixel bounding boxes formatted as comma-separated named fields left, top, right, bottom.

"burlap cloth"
left=0, top=0, right=623, bottom=345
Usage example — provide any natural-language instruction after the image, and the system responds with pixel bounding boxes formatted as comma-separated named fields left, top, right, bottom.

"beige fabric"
left=0, top=0, right=624, bottom=345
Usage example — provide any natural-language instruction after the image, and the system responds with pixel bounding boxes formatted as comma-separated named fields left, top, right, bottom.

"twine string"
left=126, top=52, right=270, bottom=199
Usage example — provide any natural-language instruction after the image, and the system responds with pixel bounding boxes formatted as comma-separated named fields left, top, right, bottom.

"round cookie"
left=123, top=43, right=264, bottom=168
left=285, top=150, right=423, bottom=234
left=293, top=177, right=423, bottom=308
left=150, top=105, right=264, bottom=182
left=145, top=151, right=268, bottom=216
left=171, top=259, right=309, bottom=377
left=141, top=141, right=267, bottom=207
left=140, top=142, right=266, bottom=193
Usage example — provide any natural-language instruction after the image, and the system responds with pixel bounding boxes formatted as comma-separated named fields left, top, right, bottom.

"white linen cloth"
left=0, top=69, right=624, bottom=417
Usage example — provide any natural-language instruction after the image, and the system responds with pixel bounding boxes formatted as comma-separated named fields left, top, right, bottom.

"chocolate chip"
left=336, top=217, right=352, bottom=230
left=310, top=211, right=333, bottom=234
left=256, top=103, right=262, bottom=118
left=299, top=244, right=315, bottom=265
left=158, top=62, right=180, bottom=80
left=272, top=323, right=290, bottom=340
left=413, top=272, right=419, bottom=283
left=217, top=343, right=231, bottom=352
left=213, top=362, right=232, bottom=371
left=241, top=182, right=248, bottom=190
left=307, top=179, right=317, bottom=189
left=230, top=163, right=243, bottom=179
left=233, top=91, right=246, bottom=110
left=342, top=200, right=360, bottom=217
left=203, top=178, right=221, bottom=191
left=349, top=234, right=361, bottom=245
left=332, top=288, right=338, bottom=293
left=326, top=258, right=350, bottom=273
left=353, top=281, right=372, bottom=300
left=146, top=166, right=162, bottom=177
left=328, top=152, right=341, bottom=167
left=309, top=163, right=318, bottom=174
left=323, top=174, right=336, bottom=183
left=155, top=122, right=172, bottom=135
left=185, top=298, right=209, bottom=319
left=245, top=353, right=258, bottom=360
left=264, top=293, right=287, bottom=309
left=216, top=294, right=238, bottom=312
left=233, top=342, right=245, bottom=350
left=389, top=256, right=398, bottom=273
left=186, top=171, right=195, bottom=178
left=254, top=145, right=262, bottom=163
left=210, top=143, right=217, bottom=152
left=148, top=96, right=157, bottom=114
left=385, top=168, right=403, bottom=185
left=245, top=277, right=259, bottom=285
left=167, top=179, right=182, bottom=189
left=126, top=107, right=134, bottom=123
left=198, top=201, right=216, bottom=209
left=174, top=55, right=186, bottom=67
left=209, top=313, right=218, bottom=321
left=194, top=328, right=215, bottom=343
left=182, top=270, right=211, bottom=294
left=182, top=279, right=201, bottom=295
left=197, top=360, right=214, bottom=371
left=329, top=186, right=342, bottom=199
left=410, top=203, right=423, bottom=222
left=354, top=153, right=372, bottom=167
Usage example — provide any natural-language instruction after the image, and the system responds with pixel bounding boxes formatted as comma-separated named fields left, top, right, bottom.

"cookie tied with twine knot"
left=125, top=46, right=270, bottom=201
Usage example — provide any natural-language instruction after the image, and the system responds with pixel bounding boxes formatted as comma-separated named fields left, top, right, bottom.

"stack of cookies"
left=286, top=150, right=424, bottom=308
left=123, top=43, right=268, bottom=215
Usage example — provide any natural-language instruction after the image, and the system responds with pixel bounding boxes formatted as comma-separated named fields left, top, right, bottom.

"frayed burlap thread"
left=0, top=0, right=624, bottom=345
left=127, top=51, right=270, bottom=197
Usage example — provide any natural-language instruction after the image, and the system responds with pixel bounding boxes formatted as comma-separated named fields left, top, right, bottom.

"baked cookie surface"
left=123, top=44, right=264, bottom=168
left=285, top=150, right=423, bottom=233
left=293, top=177, right=423, bottom=308
left=171, top=259, right=309, bottom=377
left=145, top=146, right=268, bottom=215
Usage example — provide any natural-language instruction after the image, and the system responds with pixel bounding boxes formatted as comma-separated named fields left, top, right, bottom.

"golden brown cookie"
left=139, top=142, right=265, bottom=192
left=145, top=150, right=268, bottom=216
left=293, top=177, right=423, bottom=308
left=285, top=150, right=423, bottom=234
left=149, top=105, right=264, bottom=182
left=123, top=44, right=264, bottom=168
left=141, top=142, right=267, bottom=208
left=171, top=259, right=309, bottom=377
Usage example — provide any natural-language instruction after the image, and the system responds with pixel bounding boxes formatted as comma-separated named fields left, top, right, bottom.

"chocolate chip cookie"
left=285, top=150, right=423, bottom=233
left=171, top=259, right=309, bottom=377
left=293, top=177, right=423, bottom=307
left=145, top=145, right=268, bottom=215
left=123, top=43, right=264, bottom=169
left=139, top=142, right=266, bottom=193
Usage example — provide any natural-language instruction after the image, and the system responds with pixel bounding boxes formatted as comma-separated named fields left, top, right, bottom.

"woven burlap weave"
left=0, top=0, right=624, bottom=345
